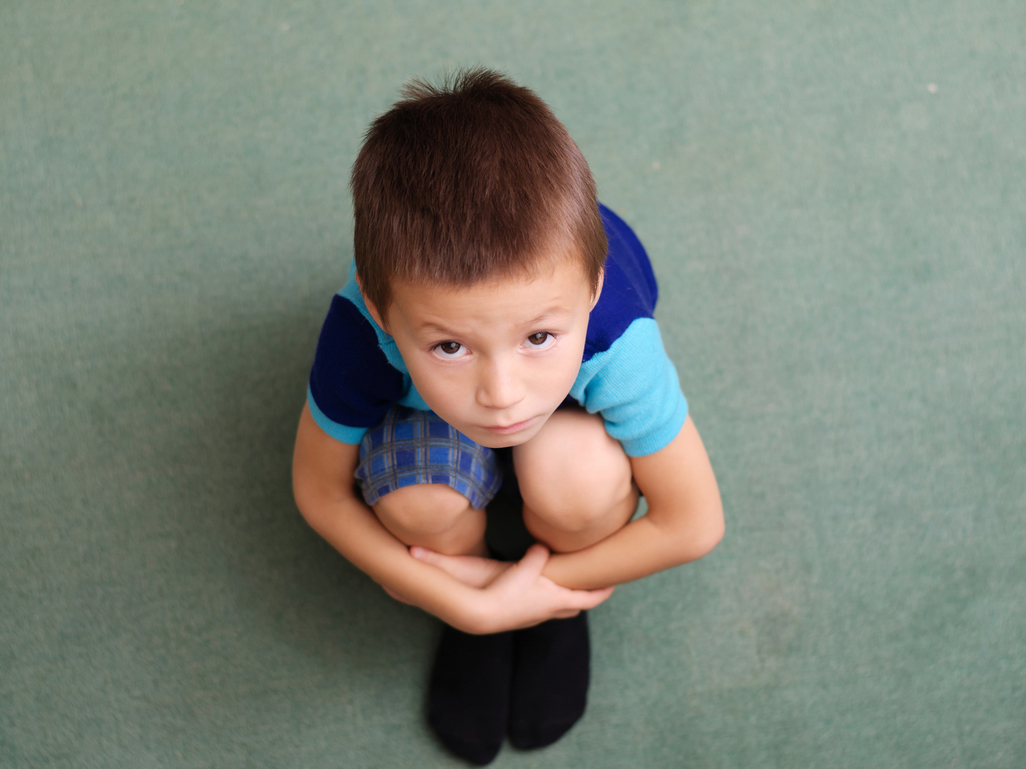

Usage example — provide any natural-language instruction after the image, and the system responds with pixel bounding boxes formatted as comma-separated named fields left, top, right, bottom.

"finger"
left=411, top=546, right=470, bottom=573
left=551, top=608, right=582, bottom=620
left=382, top=585, right=413, bottom=605
left=575, top=585, right=615, bottom=610
left=409, top=546, right=438, bottom=563
left=546, top=583, right=614, bottom=613
left=411, top=547, right=470, bottom=579
left=409, top=546, right=471, bottom=574
left=513, top=543, right=551, bottom=576
left=411, top=547, right=504, bottom=587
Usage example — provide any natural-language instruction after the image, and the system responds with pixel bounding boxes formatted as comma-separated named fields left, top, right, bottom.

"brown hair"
left=351, top=68, right=607, bottom=313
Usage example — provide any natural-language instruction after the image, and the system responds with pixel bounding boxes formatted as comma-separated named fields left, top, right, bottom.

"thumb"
left=513, top=543, right=551, bottom=576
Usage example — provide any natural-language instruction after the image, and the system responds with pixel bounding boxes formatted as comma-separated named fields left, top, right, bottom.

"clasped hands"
left=385, top=543, right=614, bottom=634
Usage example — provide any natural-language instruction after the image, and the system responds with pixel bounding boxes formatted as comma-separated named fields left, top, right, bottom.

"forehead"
left=388, top=259, right=593, bottom=330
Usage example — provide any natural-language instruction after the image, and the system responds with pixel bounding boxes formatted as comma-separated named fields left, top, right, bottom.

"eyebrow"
left=521, top=308, right=569, bottom=328
left=416, top=321, right=460, bottom=338
left=416, top=307, right=572, bottom=339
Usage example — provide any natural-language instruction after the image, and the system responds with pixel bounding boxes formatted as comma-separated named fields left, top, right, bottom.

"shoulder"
left=585, top=204, right=660, bottom=361
left=573, top=207, right=688, bottom=456
left=315, top=272, right=388, bottom=366
left=307, top=270, right=407, bottom=439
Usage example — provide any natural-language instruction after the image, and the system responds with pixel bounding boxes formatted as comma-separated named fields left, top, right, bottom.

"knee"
left=373, top=483, right=475, bottom=539
left=520, top=470, right=633, bottom=535
left=514, top=411, right=636, bottom=540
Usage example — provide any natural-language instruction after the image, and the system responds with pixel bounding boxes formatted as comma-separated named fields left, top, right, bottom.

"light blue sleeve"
left=306, top=386, right=372, bottom=445
left=569, top=318, right=688, bottom=457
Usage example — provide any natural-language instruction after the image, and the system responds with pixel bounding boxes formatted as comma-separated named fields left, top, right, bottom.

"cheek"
left=405, top=364, right=440, bottom=400
left=558, top=359, right=582, bottom=391
left=529, top=350, right=583, bottom=407
left=405, top=360, right=468, bottom=412
left=556, top=337, right=586, bottom=383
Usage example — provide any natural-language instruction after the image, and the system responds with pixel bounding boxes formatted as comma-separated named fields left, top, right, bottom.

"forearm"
left=540, top=501, right=724, bottom=590
left=292, top=404, right=486, bottom=631
left=300, top=492, right=618, bottom=633
left=298, top=490, right=490, bottom=630
left=542, top=416, right=725, bottom=590
left=293, top=404, right=615, bottom=633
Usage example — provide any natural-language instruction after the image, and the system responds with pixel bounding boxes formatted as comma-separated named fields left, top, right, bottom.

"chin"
left=477, top=434, right=529, bottom=449
left=468, top=423, right=545, bottom=449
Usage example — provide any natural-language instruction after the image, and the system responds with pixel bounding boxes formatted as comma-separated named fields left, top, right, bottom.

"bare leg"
left=374, top=486, right=509, bottom=765
left=514, top=407, right=639, bottom=554
left=508, top=408, right=630, bottom=750
left=372, top=483, right=488, bottom=556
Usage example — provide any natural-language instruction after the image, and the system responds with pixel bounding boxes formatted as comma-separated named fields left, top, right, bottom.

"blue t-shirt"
left=308, top=204, right=687, bottom=457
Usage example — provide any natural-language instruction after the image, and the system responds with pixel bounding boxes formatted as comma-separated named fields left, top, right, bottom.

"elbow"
left=293, top=490, right=323, bottom=534
left=698, top=496, right=726, bottom=557
left=673, top=502, right=725, bottom=564
left=291, top=470, right=314, bottom=524
left=696, top=508, right=725, bottom=559
left=291, top=472, right=332, bottom=534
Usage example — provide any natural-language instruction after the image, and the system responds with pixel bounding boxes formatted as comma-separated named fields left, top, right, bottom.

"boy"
left=292, top=69, right=723, bottom=765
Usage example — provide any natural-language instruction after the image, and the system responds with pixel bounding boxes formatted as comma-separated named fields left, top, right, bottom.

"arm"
left=292, top=403, right=613, bottom=633
left=539, top=415, right=724, bottom=590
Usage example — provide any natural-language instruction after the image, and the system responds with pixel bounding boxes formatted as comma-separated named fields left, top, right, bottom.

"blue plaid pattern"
left=355, top=406, right=503, bottom=510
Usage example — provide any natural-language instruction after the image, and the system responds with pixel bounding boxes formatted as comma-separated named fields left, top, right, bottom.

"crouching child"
left=292, top=68, right=724, bottom=765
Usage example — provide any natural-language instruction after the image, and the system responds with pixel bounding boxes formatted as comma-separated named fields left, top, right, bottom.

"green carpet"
left=2, top=1, right=1024, bottom=766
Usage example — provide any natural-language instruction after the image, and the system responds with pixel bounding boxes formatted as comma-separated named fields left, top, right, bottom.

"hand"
left=410, top=543, right=615, bottom=633
left=379, top=548, right=507, bottom=605
left=408, top=547, right=508, bottom=589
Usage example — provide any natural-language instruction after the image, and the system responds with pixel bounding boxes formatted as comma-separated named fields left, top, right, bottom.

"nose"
left=475, top=355, right=524, bottom=410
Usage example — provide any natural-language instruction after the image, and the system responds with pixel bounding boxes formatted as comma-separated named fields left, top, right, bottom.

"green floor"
left=3, top=1, right=1024, bottom=766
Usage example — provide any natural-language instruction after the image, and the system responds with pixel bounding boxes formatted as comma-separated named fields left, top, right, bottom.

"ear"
left=589, top=268, right=605, bottom=311
left=356, top=274, right=389, bottom=331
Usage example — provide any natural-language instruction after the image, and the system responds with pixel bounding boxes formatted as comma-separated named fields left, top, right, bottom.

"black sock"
left=427, top=625, right=514, bottom=765
left=484, top=447, right=534, bottom=562
left=508, top=612, right=591, bottom=750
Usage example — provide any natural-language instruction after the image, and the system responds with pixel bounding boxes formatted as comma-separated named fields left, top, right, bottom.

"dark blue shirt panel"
left=584, top=204, right=660, bottom=362
left=308, top=294, right=405, bottom=429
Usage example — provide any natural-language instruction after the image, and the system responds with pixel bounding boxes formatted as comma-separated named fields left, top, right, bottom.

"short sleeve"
left=570, top=317, right=688, bottom=457
left=307, top=294, right=405, bottom=444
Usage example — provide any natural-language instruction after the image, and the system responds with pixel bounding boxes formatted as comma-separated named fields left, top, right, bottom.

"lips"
left=483, top=416, right=537, bottom=435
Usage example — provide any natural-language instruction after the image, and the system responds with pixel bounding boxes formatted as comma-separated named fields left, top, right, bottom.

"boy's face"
left=367, top=259, right=601, bottom=449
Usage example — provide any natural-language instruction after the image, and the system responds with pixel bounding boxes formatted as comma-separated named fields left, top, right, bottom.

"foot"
left=427, top=625, right=514, bottom=765
left=508, top=612, right=591, bottom=750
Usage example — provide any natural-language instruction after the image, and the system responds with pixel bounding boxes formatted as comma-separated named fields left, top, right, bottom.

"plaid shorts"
left=354, top=406, right=503, bottom=510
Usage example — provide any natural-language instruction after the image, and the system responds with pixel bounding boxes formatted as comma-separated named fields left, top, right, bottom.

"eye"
left=434, top=341, right=468, bottom=359
left=525, top=332, right=555, bottom=350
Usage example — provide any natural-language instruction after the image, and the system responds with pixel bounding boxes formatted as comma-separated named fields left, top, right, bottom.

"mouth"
left=482, top=416, right=537, bottom=435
